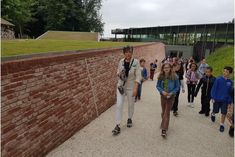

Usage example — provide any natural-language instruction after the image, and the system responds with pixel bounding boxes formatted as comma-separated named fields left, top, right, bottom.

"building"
left=1, top=18, right=15, bottom=39
left=111, top=22, right=234, bottom=61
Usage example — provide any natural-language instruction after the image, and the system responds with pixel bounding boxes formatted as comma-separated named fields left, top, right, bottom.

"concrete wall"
left=1, top=42, right=165, bottom=157
left=165, top=45, right=193, bottom=59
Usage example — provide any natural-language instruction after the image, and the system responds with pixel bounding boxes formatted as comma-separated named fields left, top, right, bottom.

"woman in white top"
left=112, top=46, right=141, bottom=135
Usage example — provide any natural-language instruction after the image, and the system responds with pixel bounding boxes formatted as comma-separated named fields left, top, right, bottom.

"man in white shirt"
left=112, top=46, right=141, bottom=136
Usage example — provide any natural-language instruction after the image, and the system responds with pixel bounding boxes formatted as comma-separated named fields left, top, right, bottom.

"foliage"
left=206, top=46, right=234, bottom=80
left=1, top=0, right=104, bottom=38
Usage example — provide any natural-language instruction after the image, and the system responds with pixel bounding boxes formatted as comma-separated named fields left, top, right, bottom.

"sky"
left=100, top=0, right=234, bottom=37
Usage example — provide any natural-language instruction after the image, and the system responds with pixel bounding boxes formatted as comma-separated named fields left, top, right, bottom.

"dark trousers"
left=201, top=95, right=211, bottom=114
left=136, top=82, right=143, bottom=99
left=161, top=96, right=174, bottom=131
left=187, top=84, right=196, bottom=103
left=150, top=70, right=155, bottom=80
left=172, top=91, right=180, bottom=112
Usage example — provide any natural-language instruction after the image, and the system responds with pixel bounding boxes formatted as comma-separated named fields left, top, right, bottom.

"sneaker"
left=229, top=126, right=234, bottom=137
left=190, top=103, right=194, bottom=108
left=161, top=130, right=167, bottom=138
left=127, top=119, right=132, bottom=128
left=211, top=114, right=216, bottom=122
left=205, top=112, right=210, bottom=117
left=112, top=125, right=121, bottom=135
left=219, top=125, right=225, bottom=132
left=199, top=111, right=205, bottom=114
left=173, top=111, right=178, bottom=117
left=187, top=103, right=191, bottom=107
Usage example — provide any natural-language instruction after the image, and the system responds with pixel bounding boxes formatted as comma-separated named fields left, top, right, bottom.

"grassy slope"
left=1, top=40, right=144, bottom=57
left=39, top=31, right=99, bottom=40
left=206, top=46, right=234, bottom=79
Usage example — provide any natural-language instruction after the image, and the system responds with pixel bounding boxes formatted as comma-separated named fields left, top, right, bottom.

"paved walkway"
left=47, top=77, right=234, bottom=157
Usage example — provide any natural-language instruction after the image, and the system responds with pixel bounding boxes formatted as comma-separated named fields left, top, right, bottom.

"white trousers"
left=116, top=88, right=135, bottom=125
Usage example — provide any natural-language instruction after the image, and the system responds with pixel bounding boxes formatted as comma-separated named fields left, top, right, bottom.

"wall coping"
left=1, top=42, right=158, bottom=63
left=1, top=42, right=162, bottom=75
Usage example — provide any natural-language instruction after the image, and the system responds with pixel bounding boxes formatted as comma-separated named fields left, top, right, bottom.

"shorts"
left=213, top=102, right=228, bottom=115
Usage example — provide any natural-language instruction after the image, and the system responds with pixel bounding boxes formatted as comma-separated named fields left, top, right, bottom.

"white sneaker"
left=187, top=103, right=191, bottom=107
left=190, top=103, right=194, bottom=108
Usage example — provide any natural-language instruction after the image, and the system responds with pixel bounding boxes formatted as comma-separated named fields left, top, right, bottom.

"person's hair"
left=173, top=63, right=179, bottom=67
left=173, top=62, right=184, bottom=73
left=206, top=66, right=213, bottom=72
left=173, top=57, right=179, bottom=62
left=161, top=58, right=166, bottom=63
left=189, top=63, right=198, bottom=71
left=224, top=66, right=233, bottom=73
left=158, top=63, right=177, bottom=80
left=123, top=46, right=133, bottom=53
left=189, top=59, right=194, bottom=63
left=140, top=59, right=146, bottom=63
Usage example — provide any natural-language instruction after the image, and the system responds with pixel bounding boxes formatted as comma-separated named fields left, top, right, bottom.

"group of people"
left=112, top=46, right=234, bottom=139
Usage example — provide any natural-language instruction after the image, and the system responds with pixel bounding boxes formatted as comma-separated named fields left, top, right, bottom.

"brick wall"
left=1, top=42, right=165, bottom=157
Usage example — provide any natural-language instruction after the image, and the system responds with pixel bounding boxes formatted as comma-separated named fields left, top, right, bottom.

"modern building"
left=111, top=22, right=234, bottom=61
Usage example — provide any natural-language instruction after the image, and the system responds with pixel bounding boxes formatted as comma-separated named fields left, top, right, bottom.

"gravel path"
left=47, top=77, right=234, bottom=157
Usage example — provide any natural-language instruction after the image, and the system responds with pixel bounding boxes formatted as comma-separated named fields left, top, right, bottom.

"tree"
left=83, top=0, right=104, bottom=33
left=40, top=0, right=104, bottom=33
left=1, top=0, right=105, bottom=38
left=1, top=0, right=34, bottom=37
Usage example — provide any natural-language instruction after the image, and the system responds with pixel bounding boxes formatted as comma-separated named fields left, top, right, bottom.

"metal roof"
left=112, top=22, right=234, bottom=34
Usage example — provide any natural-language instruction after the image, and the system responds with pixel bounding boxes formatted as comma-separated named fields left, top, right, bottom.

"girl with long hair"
left=156, top=63, right=180, bottom=138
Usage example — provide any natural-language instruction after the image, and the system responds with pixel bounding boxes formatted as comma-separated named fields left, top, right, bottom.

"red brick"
left=0, top=43, right=165, bottom=157
left=1, top=90, right=15, bottom=96
left=7, top=106, right=21, bottom=114
left=4, top=82, right=23, bottom=90
left=2, top=124, right=16, bottom=134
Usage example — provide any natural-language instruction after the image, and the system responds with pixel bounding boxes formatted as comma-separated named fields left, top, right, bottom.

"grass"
left=206, top=46, right=234, bottom=79
left=1, top=39, right=144, bottom=57
left=39, top=31, right=99, bottom=41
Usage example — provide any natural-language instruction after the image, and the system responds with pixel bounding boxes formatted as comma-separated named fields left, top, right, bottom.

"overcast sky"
left=100, top=0, right=234, bottom=37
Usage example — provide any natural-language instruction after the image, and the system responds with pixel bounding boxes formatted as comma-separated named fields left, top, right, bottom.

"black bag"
left=119, top=69, right=127, bottom=82
left=118, top=86, right=125, bottom=95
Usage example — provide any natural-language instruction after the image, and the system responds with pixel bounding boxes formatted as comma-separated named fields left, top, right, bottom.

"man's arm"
left=211, top=78, right=218, bottom=100
left=194, top=78, right=203, bottom=97
left=170, top=79, right=180, bottom=95
left=156, top=80, right=164, bottom=94
left=117, top=60, right=122, bottom=76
